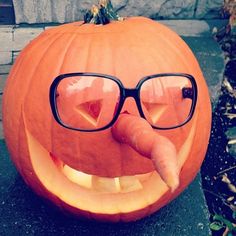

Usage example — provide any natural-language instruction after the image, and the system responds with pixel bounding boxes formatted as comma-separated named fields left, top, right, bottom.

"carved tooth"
left=119, top=176, right=143, bottom=193
left=91, top=176, right=120, bottom=193
left=62, top=165, right=92, bottom=189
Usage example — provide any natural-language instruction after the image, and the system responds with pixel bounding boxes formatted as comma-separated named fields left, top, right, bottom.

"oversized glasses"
left=49, top=73, right=197, bottom=132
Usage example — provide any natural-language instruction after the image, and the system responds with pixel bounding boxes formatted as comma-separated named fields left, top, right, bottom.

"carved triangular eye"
left=76, top=99, right=103, bottom=127
left=142, top=102, right=168, bottom=123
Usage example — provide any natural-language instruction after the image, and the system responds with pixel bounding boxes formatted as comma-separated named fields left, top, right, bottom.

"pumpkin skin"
left=2, top=17, right=211, bottom=222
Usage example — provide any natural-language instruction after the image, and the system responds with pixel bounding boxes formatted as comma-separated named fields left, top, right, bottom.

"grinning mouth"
left=23, top=112, right=197, bottom=215
left=26, top=129, right=168, bottom=214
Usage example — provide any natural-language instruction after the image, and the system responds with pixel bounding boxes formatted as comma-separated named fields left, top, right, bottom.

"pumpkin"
left=2, top=2, right=211, bottom=222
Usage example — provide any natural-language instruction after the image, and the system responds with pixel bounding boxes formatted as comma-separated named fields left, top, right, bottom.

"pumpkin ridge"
left=177, top=110, right=199, bottom=169
left=12, top=105, right=24, bottom=175
left=60, top=29, right=89, bottom=73
left=49, top=32, right=115, bottom=174
left=22, top=33, right=66, bottom=108
left=21, top=33, right=70, bottom=162
left=3, top=32, right=64, bottom=173
left=83, top=32, right=96, bottom=72
left=49, top=32, right=87, bottom=160
left=158, top=35, right=193, bottom=74
left=138, top=20, right=196, bottom=75
left=93, top=34, right=123, bottom=175
left=123, top=22, right=182, bottom=75
left=161, top=37, right=191, bottom=74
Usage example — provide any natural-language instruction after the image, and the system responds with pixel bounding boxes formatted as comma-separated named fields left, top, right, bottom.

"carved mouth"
left=26, top=129, right=167, bottom=214
left=24, top=115, right=197, bottom=215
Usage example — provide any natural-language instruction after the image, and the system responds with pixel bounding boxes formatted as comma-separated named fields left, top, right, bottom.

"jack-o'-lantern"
left=2, top=1, right=211, bottom=222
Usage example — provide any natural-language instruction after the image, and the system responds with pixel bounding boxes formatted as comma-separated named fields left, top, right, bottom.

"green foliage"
left=210, top=221, right=224, bottom=231
left=210, top=214, right=236, bottom=235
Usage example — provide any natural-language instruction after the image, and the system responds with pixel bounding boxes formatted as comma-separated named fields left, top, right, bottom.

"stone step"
left=12, top=0, right=223, bottom=24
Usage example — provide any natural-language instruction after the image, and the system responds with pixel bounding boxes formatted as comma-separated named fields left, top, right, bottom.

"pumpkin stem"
left=84, top=0, right=124, bottom=25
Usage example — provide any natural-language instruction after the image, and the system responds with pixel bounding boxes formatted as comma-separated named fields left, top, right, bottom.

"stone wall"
left=13, top=0, right=224, bottom=24
left=0, top=25, right=44, bottom=65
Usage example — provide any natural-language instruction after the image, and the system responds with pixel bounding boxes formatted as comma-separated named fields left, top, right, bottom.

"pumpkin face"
left=2, top=17, right=211, bottom=222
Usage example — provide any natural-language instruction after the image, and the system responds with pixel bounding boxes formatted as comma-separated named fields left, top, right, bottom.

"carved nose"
left=120, top=110, right=130, bottom=115
left=120, top=97, right=140, bottom=117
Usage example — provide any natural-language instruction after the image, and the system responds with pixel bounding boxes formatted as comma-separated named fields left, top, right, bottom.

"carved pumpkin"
left=2, top=15, right=211, bottom=222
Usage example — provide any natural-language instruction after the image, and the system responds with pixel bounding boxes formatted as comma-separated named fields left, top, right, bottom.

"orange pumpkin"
left=2, top=15, right=211, bottom=222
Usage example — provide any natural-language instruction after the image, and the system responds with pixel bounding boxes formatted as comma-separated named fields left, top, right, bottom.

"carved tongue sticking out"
left=111, top=113, right=179, bottom=192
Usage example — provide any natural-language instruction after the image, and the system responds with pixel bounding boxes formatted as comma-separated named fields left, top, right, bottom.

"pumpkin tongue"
left=111, top=114, right=179, bottom=192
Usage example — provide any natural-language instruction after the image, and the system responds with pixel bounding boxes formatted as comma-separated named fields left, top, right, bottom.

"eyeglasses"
left=49, top=72, right=197, bottom=132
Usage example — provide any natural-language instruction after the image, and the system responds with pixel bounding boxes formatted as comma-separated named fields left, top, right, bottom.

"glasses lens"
left=55, top=75, right=120, bottom=130
left=140, top=75, right=194, bottom=128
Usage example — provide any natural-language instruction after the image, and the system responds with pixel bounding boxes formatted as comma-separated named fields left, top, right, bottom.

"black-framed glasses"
left=49, top=72, right=197, bottom=132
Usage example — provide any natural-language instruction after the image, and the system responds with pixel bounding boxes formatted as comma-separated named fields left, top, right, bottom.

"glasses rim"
left=49, top=72, right=198, bottom=132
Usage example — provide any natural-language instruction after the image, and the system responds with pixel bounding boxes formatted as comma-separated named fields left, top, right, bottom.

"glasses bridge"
left=123, top=88, right=139, bottom=98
